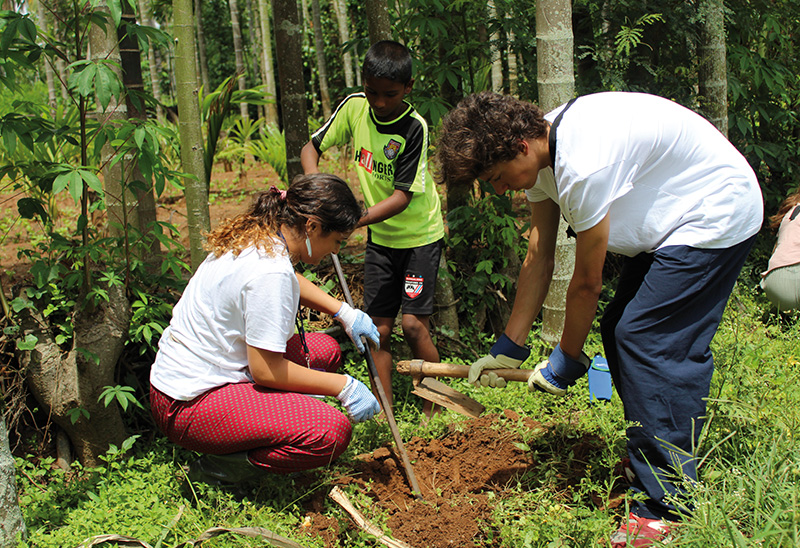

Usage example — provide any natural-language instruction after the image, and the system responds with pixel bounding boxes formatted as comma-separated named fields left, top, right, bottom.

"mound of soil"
left=299, top=410, right=542, bottom=548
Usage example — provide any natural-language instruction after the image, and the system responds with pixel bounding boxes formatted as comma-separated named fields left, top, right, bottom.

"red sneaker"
left=609, top=513, right=671, bottom=547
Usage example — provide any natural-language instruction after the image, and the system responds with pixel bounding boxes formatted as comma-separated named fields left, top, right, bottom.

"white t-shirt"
left=526, top=92, right=763, bottom=257
left=150, top=243, right=299, bottom=400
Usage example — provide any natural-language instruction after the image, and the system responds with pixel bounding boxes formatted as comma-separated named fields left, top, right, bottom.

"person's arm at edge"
left=357, top=189, right=413, bottom=228
left=559, top=214, right=609, bottom=359
left=504, top=198, right=561, bottom=346
left=247, top=344, right=346, bottom=395
left=300, top=141, right=321, bottom=174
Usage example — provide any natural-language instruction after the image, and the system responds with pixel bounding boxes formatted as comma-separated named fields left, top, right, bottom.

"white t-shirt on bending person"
left=526, top=92, right=763, bottom=257
left=150, top=242, right=299, bottom=400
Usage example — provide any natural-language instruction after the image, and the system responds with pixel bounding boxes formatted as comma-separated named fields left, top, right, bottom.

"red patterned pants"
left=149, top=333, right=352, bottom=474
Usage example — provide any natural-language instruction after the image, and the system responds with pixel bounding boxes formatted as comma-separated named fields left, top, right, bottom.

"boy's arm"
left=357, top=189, right=412, bottom=228
left=301, top=141, right=321, bottom=174
left=559, top=214, right=608, bottom=359
left=504, top=198, right=561, bottom=344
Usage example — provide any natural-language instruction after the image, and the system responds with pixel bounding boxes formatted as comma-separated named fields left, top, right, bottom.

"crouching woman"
left=149, top=174, right=380, bottom=484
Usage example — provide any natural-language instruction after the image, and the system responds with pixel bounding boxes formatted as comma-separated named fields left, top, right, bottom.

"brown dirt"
left=293, top=411, right=529, bottom=548
left=293, top=409, right=629, bottom=548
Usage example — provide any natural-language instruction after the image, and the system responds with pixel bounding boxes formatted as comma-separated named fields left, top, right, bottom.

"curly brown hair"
left=205, top=173, right=363, bottom=257
left=768, top=187, right=800, bottom=231
left=435, top=92, right=549, bottom=187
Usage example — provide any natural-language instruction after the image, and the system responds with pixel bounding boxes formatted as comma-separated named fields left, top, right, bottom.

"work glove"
left=528, top=344, right=591, bottom=397
left=337, top=374, right=380, bottom=423
left=335, top=303, right=380, bottom=353
left=468, top=333, right=531, bottom=388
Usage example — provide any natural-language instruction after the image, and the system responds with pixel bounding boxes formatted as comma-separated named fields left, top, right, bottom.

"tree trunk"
left=698, top=0, right=728, bottom=136
left=174, top=0, right=211, bottom=268
left=366, top=0, right=391, bottom=43
left=89, top=2, right=160, bottom=266
left=0, top=416, right=25, bottom=547
left=257, top=0, right=280, bottom=126
left=487, top=0, right=503, bottom=93
left=440, top=32, right=471, bottom=267
left=194, top=0, right=211, bottom=92
left=228, top=0, right=250, bottom=120
left=311, top=0, right=332, bottom=119
left=138, top=0, right=165, bottom=120
left=274, top=0, right=309, bottom=181
left=52, top=16, right=70, bottom=102
left=15, top=285, right=131, bottom=467
left=507, top=11, right=518, bottom=97
left=247, top=0, right=262, bottom=86
left=118, top=1, right=162, bottom=261
left=332, top=0, right=354, bottom=88
left=89, top=2, right=127, bottom=237
left=300, top=0, right=319, bottom=119
left=536, top=0, right=576, bottom=346
left=36, top=0, right=57, bottom=114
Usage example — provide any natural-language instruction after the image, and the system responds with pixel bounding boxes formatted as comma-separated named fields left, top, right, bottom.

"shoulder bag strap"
left=548, top=97, right=578, bottom=167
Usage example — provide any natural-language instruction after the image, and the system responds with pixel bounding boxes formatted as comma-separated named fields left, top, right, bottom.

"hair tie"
left=270, top=185, right=287, bottom=200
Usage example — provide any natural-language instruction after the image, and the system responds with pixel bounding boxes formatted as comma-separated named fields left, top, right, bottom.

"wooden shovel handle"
left=396, top=359, right=535, bottom=383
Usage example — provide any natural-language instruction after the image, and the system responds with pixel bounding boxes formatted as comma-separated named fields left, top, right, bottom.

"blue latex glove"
left=335, top=303, right=380, bottom=353
left=468, top=334, right=531, bottom=387
left=336, top=374, right=380, bottom=423
left=528, top=344, right=591, bottom=396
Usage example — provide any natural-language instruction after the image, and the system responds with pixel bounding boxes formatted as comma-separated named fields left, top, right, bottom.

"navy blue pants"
left=600, top=236, right=755, bottom=520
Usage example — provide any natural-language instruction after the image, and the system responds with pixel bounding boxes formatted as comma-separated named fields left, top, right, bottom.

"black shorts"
left=363, top=236, right=443, bottom=318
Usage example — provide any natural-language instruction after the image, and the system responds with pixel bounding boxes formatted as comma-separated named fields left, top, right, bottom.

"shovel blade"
left=412, top=377, right=485, bottom=418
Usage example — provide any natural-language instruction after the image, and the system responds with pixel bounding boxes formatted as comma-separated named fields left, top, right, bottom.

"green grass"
left=13, top=282, right=800, bottom=547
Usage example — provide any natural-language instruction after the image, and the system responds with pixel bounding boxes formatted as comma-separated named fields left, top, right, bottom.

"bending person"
left=149, top=174, right=380, bottom=485
left=436, top=92, right=763, bottom=547
left=761, top=187, right=800, bottom=311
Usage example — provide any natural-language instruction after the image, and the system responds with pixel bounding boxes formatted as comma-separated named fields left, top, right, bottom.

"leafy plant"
left=246, top=122, right=288, bottom=183
left=445, top=184, right=527, bottom=330
left=99, top=385, right=144, bottom=412
left=614, top=14, right=665, bottom=57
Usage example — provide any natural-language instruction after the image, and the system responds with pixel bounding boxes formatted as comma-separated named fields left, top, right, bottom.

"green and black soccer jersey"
left=310, top=93, right=444, bottom=249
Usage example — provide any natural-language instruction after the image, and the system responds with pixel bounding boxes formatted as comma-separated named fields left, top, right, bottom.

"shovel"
left=330, top=253, right=422, bottom=498
left=396, top=359, right=538, bottom=418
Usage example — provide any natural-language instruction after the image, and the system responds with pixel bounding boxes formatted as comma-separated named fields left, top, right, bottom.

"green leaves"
left=0, top=11, right=37, bottom=51
left=52, top=166, right=105, bottom=204
left=98, top=385, right=143, bottom=412
left=445, top=187, right=527, bottom=328
left=91, top=0, right=124, bottom=27
left=67, top=59, right=124, bottom=110
left=614, top=14, right=664, bottom=57
left=16, top=333, right=38, bottom=351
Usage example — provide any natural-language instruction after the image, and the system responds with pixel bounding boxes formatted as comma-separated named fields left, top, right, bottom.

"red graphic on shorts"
left=359, top=148, right=373, bottom=173
left=404, top=275, right=423, bottom=299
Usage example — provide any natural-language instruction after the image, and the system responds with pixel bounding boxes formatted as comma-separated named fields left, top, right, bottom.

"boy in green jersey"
left=301, top=40, right=445, bottom=414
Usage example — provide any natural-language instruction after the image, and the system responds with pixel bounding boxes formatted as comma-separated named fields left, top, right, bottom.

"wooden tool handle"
left=331, top=254, right=421, bottom=498
left=396, top=359, right=534, bottom=383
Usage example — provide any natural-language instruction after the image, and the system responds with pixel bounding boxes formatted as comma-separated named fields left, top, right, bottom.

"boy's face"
left=364, top=75, right=413, bottom=122
left=480, top=140, right=543, bottom=195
